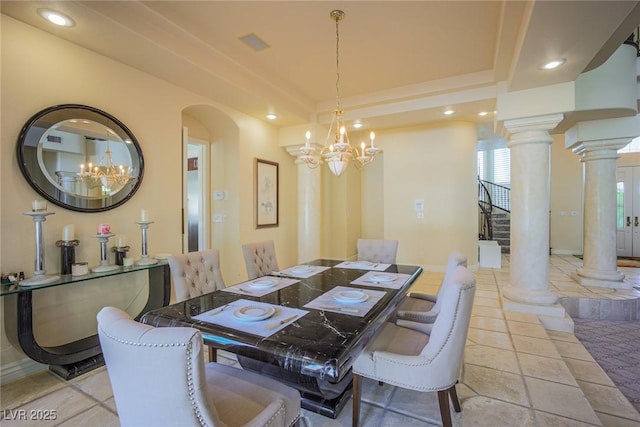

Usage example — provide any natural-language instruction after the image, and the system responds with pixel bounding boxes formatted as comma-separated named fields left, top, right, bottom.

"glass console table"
left=1, top=261, right=170, bottom=379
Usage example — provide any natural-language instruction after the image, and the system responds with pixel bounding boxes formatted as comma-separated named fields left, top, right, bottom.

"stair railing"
left=479, top=179, right=511, bottom=213
left=478, top=179, right=493, bottom=240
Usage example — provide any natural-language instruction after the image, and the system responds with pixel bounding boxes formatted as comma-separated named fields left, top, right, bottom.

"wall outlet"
left=416, top=212, right=424, bottom=219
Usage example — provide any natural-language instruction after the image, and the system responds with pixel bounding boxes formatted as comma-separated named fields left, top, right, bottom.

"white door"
left=182, top=127, right=210, bottom=253
left=616, top=166, right=640, bottom=257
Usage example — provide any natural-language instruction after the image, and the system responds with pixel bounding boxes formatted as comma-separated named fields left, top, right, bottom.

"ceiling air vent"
left=238, top=33, right=270, bottom=51
left=47, top=135, right=62, bottom=143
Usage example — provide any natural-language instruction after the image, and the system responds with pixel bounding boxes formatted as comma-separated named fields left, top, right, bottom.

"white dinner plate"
left=368, top=273, right=396, bottom=283
left=333, top=290, right=369, bottom=304
left=289, top=265, right=312, bottom=274
left=350, top=261, right=375, bottom=268
left=233, top=305, right=276, bottom=321
left=248, top=278, right=279, bottom=289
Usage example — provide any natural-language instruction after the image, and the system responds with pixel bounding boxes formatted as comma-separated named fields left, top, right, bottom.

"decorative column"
left=572, top=139, right=630, bottom=289
left=502, top=114, right=563, bottom=306
left=287, top=146, right=322, bottom=263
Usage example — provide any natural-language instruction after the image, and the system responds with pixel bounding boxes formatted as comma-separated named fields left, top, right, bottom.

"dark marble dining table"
left=141, top=258, right=423, bottom=417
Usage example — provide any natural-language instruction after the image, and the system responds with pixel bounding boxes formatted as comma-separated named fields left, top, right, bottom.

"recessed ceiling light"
left=266, top=113, right=277, bottom=120
left=478, top=111, right=488, bottom=117
left=37, top=9, right=75, bottom=27
left=540, top=59, right=565, bottom=70
left=443, top=109, right=455, bottom=116
left=352, top=121, right=363, bottom=129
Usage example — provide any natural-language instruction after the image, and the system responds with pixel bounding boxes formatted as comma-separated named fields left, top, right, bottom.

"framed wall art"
left=255, top=158, right=279, bottom=228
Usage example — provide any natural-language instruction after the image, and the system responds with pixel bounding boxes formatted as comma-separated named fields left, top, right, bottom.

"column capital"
left=503, top=114, right=564, bottom=135
left=572, top=138, right=630, bottom=161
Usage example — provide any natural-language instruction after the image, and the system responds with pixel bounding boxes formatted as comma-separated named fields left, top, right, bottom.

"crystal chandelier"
left=78, top=142, right=134, bottom=193
left=300, top=10, right=382, bottom=177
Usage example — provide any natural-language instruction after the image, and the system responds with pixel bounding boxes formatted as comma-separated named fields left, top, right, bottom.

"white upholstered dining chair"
left=351, top=265, right=476, bottom=427
left=97, top=306, right=301, bottom=427
left=356, top=239, right=399, bottom=264
left=168, top=249, right=226, bottom=302
left=242, top=240, right=280, bottom=280
left=395, top=251, right=467, bottom=328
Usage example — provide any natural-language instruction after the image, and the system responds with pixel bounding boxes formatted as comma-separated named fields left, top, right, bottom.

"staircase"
left=491, top=212, right=510, bottom=253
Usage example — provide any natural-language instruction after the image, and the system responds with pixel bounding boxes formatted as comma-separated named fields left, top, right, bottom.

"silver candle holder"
left=21, top=210, right=60, bottom=286
left=91, top=233, right=120, bottom=273
left=134, top=221, right=158, bottom=266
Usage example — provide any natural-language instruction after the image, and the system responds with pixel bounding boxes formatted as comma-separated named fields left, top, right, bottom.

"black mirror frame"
left=16, top=104, right=144, bottom=213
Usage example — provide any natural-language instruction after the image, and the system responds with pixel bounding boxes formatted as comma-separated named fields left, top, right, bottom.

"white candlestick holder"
left=91, top=233, right=120, bottom=273
left=20, top=211, right=60, bottom=286
left=134, top=221, right=158, bottom=266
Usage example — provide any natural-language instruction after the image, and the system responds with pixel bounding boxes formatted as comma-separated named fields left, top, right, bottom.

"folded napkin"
left=350, top=271, right=412, bottom=289
left=272, top=265, right=331, bottom=279
left=303, top=286, right=387, bottom=317
left=334, top=261, right=391, bottom=271
left=221, top=277, right=298, bottom=297
left=193, top=299, right=308, bottom=337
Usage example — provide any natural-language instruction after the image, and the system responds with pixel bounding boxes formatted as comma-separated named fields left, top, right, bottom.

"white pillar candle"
left=123, top=257, right=134, bottom=267
left=117, top=235, right=127, bottom=247
left=140, top=209, right=149, bottom=222
left=32, top=200, right=47, bottom=211
left=62, top=224, right=75, bottom=241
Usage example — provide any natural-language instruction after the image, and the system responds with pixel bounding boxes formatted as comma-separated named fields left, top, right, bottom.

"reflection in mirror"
left=17, top=105, right=144, bottom=212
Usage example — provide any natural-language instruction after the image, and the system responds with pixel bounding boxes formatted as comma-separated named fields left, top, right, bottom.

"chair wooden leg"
left=437, top=390, right=452, bottom=427
left=449, top=384, right=461, bottom=412
left=352, top=374, right=362, bottom=427
left=208, top=346, right=217, bottom=363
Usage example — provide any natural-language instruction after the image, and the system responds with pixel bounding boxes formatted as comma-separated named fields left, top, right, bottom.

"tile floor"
left=2, top=255, right=640, bottom=426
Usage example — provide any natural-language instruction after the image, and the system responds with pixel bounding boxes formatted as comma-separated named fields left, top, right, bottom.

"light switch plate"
left=414, top=198, right=425, bottom=211
left=213, top=190, right=226, bottom=200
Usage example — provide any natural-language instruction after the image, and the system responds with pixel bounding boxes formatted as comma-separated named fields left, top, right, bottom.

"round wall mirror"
left=16, top=104, right=144, bottom=212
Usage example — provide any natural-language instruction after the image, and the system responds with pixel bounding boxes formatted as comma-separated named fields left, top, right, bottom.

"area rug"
left=617, top=257, right=640, bottom=268
left=574, top=255, right=640, bottom=268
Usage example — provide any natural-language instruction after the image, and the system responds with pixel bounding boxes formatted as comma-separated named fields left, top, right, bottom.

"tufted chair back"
left=168, top=249, right=226, bottom=302
left=356, top=239, right=399, bottom=264
left=97, top=307, right=223, bottom=426
left=242, top=240, right=280, bottom=280
left=352, top=266, right=476, bottom=427
left=98, top=307, right=301, bottom=427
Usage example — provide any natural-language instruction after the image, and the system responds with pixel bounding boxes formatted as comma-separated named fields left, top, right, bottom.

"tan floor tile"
left=469, top=316, right=508, bottom=333
left=475, top=290, right=499, bottom=299
left=464, top=344, right=520, bottom=374
left=517, top=353, right=577, bottom=386
left=534, top=410, right=602, bottom=426
left=2, top=388, right=97, bottom=426
left=525, top=377, right=601, bottom=425
left=596, top=412, right=640, bottom=427
left=511, top=335, right=562, bottom=359
left=471, top=305, right=504, bottom=319
left=577, top=381, right=640, bottom=422
left=473, top=297, right=502, bottom=308
left=563, top=358, right=615, bottom=387
left=503, top=311, right=542, bottom=324
left=507, top=320, right=548, bottom=339
left=461, top=396, right=535, bottom=427
left=56, top=405, right=119, bottom=427
left=0, top=371, right=66, bottom=410
left=547, top=329, right=581, bottom=343
left=553, top=340, right=596, bottom=361
left=466, top=328, right=514, bottom=350
left=71, top=368, right=113, bottom=402
left=462, top=364, right=529, bottom=406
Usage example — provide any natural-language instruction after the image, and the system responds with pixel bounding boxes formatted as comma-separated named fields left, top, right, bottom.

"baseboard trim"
left=551, top=249, right=582, bottom=255
left=1, top=358, right=48, bottom=385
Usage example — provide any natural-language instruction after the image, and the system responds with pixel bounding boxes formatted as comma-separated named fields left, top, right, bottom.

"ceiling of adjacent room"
left=2, top=1, right=639, bottom=131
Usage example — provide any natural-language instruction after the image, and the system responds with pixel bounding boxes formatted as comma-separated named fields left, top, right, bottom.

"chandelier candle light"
left=300, top=10, right=382, bottom=176
left=78, top=141, right=134, bottom=192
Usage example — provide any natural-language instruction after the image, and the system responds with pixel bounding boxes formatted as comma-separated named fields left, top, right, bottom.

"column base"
left=501, top=298, right=574, bottom=333
left=571, top=269, right=631, bottom=289
left=502, top=284, right=558, bottom=305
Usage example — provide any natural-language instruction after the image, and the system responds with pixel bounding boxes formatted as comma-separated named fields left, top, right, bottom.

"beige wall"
left=550, top=134, right=584, bottom=254
left=0, top=17, right=297, bottom=367
left=367, top=122, right=479, bottom=269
